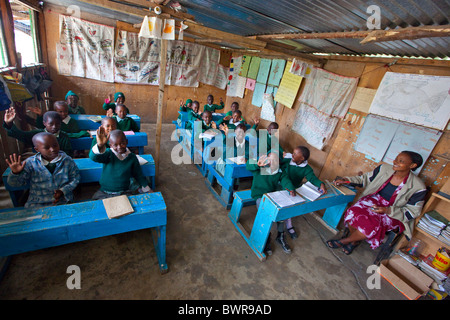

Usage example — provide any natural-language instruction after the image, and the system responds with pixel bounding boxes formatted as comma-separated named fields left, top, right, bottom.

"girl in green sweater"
left=281, top=146, right=327, bottom=239
left=89, top=128, right=151, bottom=200
left=246, top=152, right=296, bottom=255
left=114, top=104, right=140, bottom=132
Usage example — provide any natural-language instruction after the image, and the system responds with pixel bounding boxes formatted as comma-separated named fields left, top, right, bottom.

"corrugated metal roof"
left=179, top=0, right=450, bottom=58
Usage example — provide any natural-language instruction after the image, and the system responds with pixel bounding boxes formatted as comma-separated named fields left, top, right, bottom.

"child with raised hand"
left=185, top=100, right=202, bottom=130
left=90, top=116, right=117, bottom=149
left=224, top=102, right=246, bottom=123
left=114, top=104, right=139, bottom=132
left=89, top=128, right=151, bottom=200
left=103, top=92, right=129, bottom=114
left=3, top=107, right=73, bottom=157
left=246, top=152, right=296, bottom=255
left=6, top=132, right=80, bottom=208
left=217, top=110, right=244, bottom=130
left=203, top=94, right=224, bottom=112
left=281, top=146, right=327, bottom=239
left=65, top=91, right=86, bottom=114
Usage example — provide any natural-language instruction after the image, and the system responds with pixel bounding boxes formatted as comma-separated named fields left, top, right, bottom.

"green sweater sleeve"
left=280, top=170, right=295, bottom=191
left=131, top=155, right=148, bottom=188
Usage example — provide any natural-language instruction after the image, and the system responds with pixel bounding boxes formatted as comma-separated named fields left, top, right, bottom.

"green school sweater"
left=102, top=102, right=130, bottom=114
left=68, top=105, right=86, bottom=114
left=115, top=116, right=140, bottom=132
left=35, top=115, right=90, bottom=138
left=224, top=110, right=246, bottom=123
left=265, top=132, right=284, bottom=158
left=89, top=148, right=148, bottom=193
left=246, top=161, right=295, bottom=200
left=203, top=101, right=224, bottom=112
left=222, top=135, right=252, bottom=161
left=3, top=122, right=73, bottom=157
left=281, top=158, right=323, bottom=189
left=185, top=110, right=202, bottom=129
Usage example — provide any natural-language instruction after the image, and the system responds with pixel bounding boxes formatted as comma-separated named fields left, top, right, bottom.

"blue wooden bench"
left=70, top=132, right=148, bottom=154
left=70, top=114, right=141, bottom=130
left=2, top=154, right=156, bottom=207
left=0, top=192, right=168, bottom=274
left=229, top=187, right=356, bottom=261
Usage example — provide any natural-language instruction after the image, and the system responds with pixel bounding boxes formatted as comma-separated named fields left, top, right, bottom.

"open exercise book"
left=102, top=195, right=134, bottom=219
left=268, top=182, right=323, bottom=208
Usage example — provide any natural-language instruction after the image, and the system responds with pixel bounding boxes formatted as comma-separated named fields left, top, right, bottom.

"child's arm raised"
left=3, top=107, right=16, bottom=128
left=5, top=153, right=25, bottom=174
left=95, top=126, right=109, bottom=153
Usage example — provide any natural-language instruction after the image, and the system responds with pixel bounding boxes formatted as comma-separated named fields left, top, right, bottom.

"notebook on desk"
left=102, top=195, right=134, bottom=219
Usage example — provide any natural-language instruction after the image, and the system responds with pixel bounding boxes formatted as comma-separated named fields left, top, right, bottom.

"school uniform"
left=114, top=116, right=140, bottom=132
left=36, top=115, right=90, bottom=138
left=68, top=105, right=86, bottom=114
left=281, top=157, right=323, bottom=189
left=224, top=110, right=246, bottom=123
left=89, top=144, right=150, bottom=199
left=7, top=151, right=80, bottom=208
left=185, top=110, right=202, bottom=130
left=3, top=121, right=73, bottom=157
left=203, top=101, right=224, bottom=112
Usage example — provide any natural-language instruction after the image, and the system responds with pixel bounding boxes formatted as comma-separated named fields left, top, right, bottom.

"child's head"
left=202, top=110, right=212, bottom=125
left=235, top=123, right=247, bottom=143
left=231, top=110, right=242, bottom=123
left=192, top=101, right=200, bottom=113
left=292, top=146, right=310, bottom=165
left=114, top=92, right=125, bottom=104
left=267, top=122, right=279, bottom=135
left=185, top=99, right=193, bottom=109
left=231, top=102, right=239, bottom=113
left=43, top=111, right=62, bottom=134
left=32, top=132, right=60, bottom=161
left=65, top=91, right=79, bottom=108
left=54, top=101, right=69, bottom=120
left=101, top=116, right=117, bottom=134
left=207, top=94, right=214, bottom=105
left=115, top=104, right=128, bottom=119
left=109, top=129, right=128, bottom=154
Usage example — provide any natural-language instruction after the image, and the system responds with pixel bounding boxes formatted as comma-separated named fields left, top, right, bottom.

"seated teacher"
left=326, top=151, right=427, bottom=255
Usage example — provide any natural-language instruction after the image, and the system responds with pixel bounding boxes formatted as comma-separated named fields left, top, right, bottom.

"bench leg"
left=151, top=225, right=168, bottom=274
left=322, top=203, right=348, bottom=231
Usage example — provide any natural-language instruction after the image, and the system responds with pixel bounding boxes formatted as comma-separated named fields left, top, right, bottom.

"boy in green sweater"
left=65, top=91, right=86, bottom=114
left=89, top=128, right=151, bottom=200
left=103, top=92, right=129, bottom=114
left=3, top=107, right=73, bottom=157
left=281, top=146, right=327, bottom=239
left=246, top=152, right=296, bottom=254
left=203, top=94, right=224, bottom=112
left=114, top=104, right=139, bottom=132
left=90, top=116, right=117, bottom=149
left=185, top=101, right=202, bottom=130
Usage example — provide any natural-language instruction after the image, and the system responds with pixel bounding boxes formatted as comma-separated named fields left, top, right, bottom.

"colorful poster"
left=267, top=59, right=286, bottom=87
left=256, top=58, right=272, bottom=84
left=239, top=55, right=252, bottom=77
left=227, top=56, right=242, bottom=97
left=274, top=61, right=303, bottom=109
left=291, top=104, right=340, bottom=150
left=369, top=72, right=450, bottom=130
left=289, top=58, right=312, bottom=77
left=58, top=15, right=114, bottom=82
left=138, top=16, right=162, bottom=39
left=245, top=78, right=256, bottom=91
left=247, top=56, right=261, bottom=80
left=299, top=67, right=358, bottom=118
left=162, top=19, right=175, bottom=40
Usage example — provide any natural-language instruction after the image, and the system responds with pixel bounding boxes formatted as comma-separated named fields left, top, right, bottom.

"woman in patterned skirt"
left=326, top=151, right=427, bottom=255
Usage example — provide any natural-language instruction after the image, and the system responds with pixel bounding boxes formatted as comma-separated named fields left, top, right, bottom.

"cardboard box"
left=378, top=255, right=434, bottom=300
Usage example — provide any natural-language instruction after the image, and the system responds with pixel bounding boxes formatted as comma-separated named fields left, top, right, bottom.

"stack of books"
left=417, top=210, right=449, bottom=239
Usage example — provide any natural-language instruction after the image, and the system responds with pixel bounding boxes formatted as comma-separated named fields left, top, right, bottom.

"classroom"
left=0, top=0, right=449, bottom=304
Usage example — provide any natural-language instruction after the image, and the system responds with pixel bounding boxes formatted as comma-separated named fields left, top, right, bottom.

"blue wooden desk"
left=0, top=192, right=168, bottom=274
left=70, top=114, right=141, bottom=130
left=2, top=154, right=155, bottom=207
left=70, top=132, right=148, bottom=154
left=229, top=188, right=356, bottom=261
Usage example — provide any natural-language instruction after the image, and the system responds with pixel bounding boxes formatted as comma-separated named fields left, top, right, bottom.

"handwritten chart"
left=274, top=61, right=303, bottom=109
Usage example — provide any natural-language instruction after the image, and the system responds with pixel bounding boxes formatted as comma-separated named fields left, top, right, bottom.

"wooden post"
left=155, top=38, right=167, bottom=184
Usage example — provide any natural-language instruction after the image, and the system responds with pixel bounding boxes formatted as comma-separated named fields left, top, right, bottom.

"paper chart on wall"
left=234, top=76, right=247, bottom=98
left=274, top=61, right=303, bottom=109
left=256, top=58, right=272, bottom=84
left=227, top=56, right=242, bottom=97
left=368, top=72, right=450, bottom=130
left=247, top=56, right=261, bottom=80
left=267, top=59, right=286, bottom=87
left=261, top=93, right=276, bottom=122
left=239, top=55, right=252, bottom=77
left=298, top=67, right=358, bottom=118
left=214, top=64, right=228, bottom=90
left=199, top=46, right=221, bottom=86
left=291, top=103, right=339, bottom=150
left=245, top=78, right=256, bottom=91
left=349, top=87, right=377, bottom=113
left=252, top=82, right=266, bottom=107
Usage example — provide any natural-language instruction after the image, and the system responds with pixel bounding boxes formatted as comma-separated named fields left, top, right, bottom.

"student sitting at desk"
left=224, top=102, right=246, bottom=123
left=6, top=132, right=80, bottom=208
left=281, top=146, right=327, bottom=239
left=246, top=152, right=296, bottom=255
left=3, top=107, right=73, bottom=157
left=176, top=99, right=193, bottom=127
left=327, top=151, right=426, bottom=255
left=89, top=128, right=151, bottom=200
left=32, top=101, right=90, bottom=139
left=203, top=94, right=224, bottom=112
left=90, top=116, right=117, bottom=149
left=103, top=92, right=129, bottom=114
left=65, top=91, right=86, bottom=114
left=185, top=101, right=202, bottom=130
left=262, top=122, right=284, bottom=159
left=217, top=110, right=244, bottom=130
left=113, top=104, right=139, bottom=132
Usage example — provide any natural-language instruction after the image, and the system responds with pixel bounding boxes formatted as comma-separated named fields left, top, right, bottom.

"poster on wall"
left=369, top=72, right=450, bottom=130
left=58, top=15, right=114, bottom=82
left=274, top=61, right=303, bottom=109
left=199, top=46, right=221, bottom=86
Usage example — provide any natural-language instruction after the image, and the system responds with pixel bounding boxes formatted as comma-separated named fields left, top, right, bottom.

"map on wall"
left=369, top=72, right=450, bottom=130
